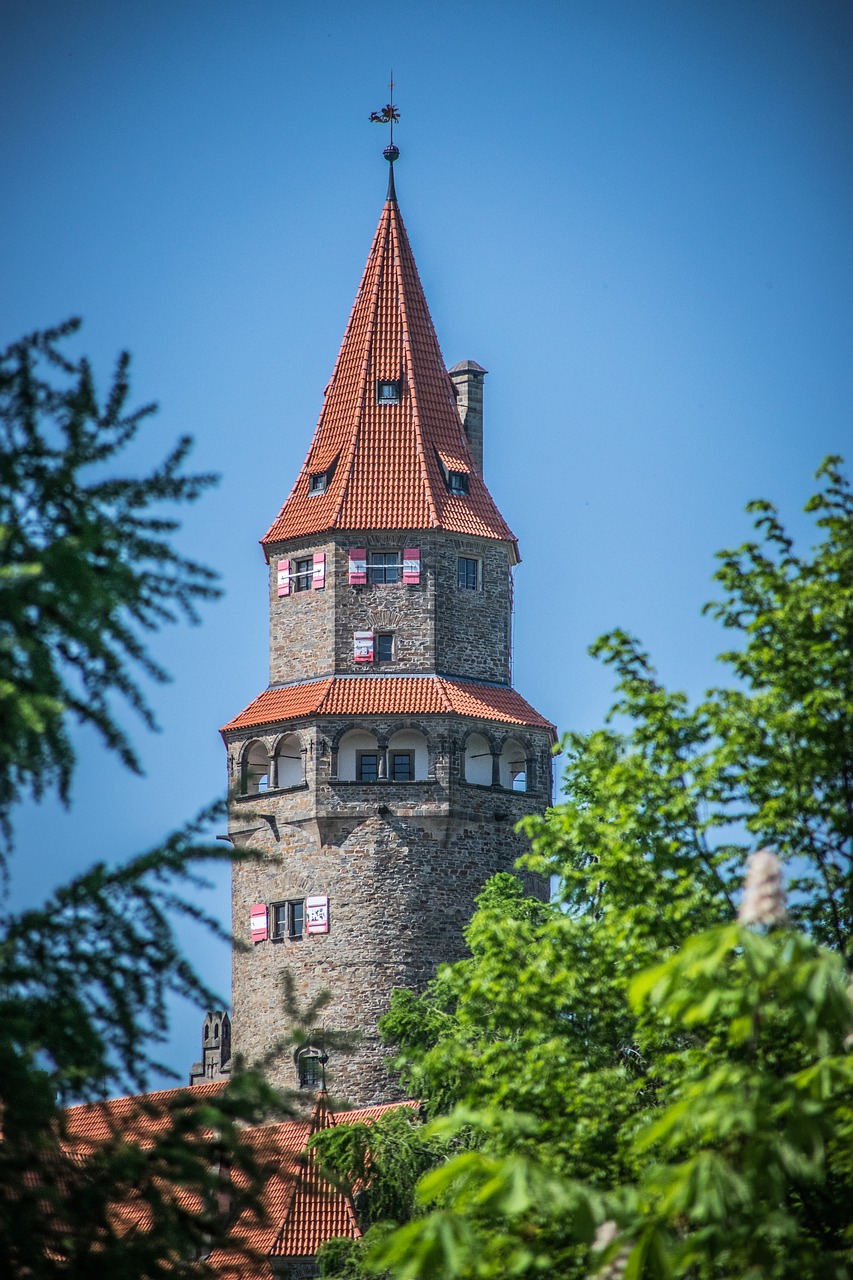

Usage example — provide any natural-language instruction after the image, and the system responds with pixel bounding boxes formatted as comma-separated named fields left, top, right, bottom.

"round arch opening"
left=464, top=732, right=492, bottom=786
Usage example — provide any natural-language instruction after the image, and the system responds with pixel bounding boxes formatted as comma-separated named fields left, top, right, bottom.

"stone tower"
left=221, top=154, right=554, bottom=1106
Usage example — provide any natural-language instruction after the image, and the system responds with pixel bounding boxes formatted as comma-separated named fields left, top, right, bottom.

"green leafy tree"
left=0, top=317, right=218, bottom=842
left=0, top=321, right=288, bottom=1276
left=372, top=903, right=853, bottom=1280
left=316, top=460, right=853, bottom=1279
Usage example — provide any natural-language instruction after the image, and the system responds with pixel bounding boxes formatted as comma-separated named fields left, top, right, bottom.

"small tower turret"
left=189, top=1010, right=232, bottom=1086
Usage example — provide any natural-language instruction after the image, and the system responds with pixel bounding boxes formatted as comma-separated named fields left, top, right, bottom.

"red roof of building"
left=269, top=1090, right=359, bottom=1258
left=261, top=185, right=517, bottom=553
left=221, top=675, right=555, bottom=736
left=63, top=1083, right=416, bottom=1273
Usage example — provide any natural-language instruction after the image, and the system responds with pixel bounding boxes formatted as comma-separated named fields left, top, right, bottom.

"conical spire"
left=261, top=181, right=517, bottom=554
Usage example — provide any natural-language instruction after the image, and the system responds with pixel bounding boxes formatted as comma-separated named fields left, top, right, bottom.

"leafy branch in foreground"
left=0, top=805, right=234, bottom=1105
left=369, top=864, right=853, bottom=1280
left=0, top=318, right=219, bottom=846
left=0, top=805, right=299, bottom=1278
left=0, top=321, right=294, bottom=1277
left=317, top=459, right=853, bottom=1279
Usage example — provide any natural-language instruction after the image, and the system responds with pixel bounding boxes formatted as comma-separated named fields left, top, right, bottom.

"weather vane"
left=370, top=72, right=400, bottom=163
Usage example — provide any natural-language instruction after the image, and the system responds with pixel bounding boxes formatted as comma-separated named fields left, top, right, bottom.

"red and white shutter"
left=306, top=895, right=330, bottom=934
left=403, top=547, right=420, bottom=584
left=348, top=548, right=367, bottom=585
left=312, top=552, right=326, bottom=590
left=250, top=903, right=268, bottom=943
left=276, top=559, right=291, bottom=597
left=353, top=631, right=374, bottom=663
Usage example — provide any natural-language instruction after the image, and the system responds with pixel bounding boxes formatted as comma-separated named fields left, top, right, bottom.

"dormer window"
left=376, top=379, right=401, bottom=405
left=435, top=448, right=471, bottom=498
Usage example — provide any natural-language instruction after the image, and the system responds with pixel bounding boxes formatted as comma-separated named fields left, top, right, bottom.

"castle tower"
left=221, top=152, right=554, bottom=1105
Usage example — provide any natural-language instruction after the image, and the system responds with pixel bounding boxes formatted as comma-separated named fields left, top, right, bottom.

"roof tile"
left=221, top=676, right=554, bottom=736
left=261, top=193, right=517, bottom=552
left=64, top=1084, right=416, bottom=1266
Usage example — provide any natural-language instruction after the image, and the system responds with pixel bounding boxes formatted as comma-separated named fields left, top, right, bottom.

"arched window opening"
left=337, top=730, right=381, bottom=782
left=500, top=739, right=527, bottom=792
left=275, top=733, right=303, bottom=789
left=243, top=741, right=270, bottom=794
left=387, top=729, right=428, bottom=781
left=464, top=733, right=492, bottom=786
left=296, top=1047, right=328, bottom=1091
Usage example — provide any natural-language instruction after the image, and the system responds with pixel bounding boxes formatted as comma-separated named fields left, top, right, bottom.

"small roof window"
left=376, top=379, right=402, bottom=405
left=435, top=448, right=471, bottom=498
left=307, top=454, right=338, bottom=496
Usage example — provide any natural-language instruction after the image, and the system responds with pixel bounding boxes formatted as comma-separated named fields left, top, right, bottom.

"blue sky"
left=2, top=0, right=851, bottom=1085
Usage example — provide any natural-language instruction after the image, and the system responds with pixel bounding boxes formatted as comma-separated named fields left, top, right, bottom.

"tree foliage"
left=317, top=459, right=853, bottom=1280
left=0, top=322, right=287, bottom=1275
left=0, top=318, right=219, bottom=845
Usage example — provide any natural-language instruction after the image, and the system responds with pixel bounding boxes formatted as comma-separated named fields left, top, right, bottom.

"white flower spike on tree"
left=738, top=848, right=788, bottom=927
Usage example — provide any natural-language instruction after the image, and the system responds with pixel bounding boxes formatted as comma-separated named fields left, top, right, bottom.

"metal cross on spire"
left=370, top=72, right=400, bottom=165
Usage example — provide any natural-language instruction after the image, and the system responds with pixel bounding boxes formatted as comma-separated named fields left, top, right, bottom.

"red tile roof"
left=261, top=191, right=517, bottom=554
left=63, top=1084, right=416, bottom=1273
left=64, top=1080, right=228, bottom=1147
left=221, top=680, right=335, bottom=731
left=221, top=675, right=555, bottom=736
left=269, top=1091, right=359, bottom=1258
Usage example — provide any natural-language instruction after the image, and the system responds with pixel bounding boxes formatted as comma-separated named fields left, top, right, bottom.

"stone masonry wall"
left=268, top=539, right=336, bottom=685
left=227, top=713, right=551, bottom=1106
left=332, top=534, right=435, bottom=676
left=266, top=531, right=512, bottom=685
left=434, top=536, right=512, bottom=683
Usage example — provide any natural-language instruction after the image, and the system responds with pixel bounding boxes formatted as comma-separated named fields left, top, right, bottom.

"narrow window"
left=447, top=471, right=469, bottom=497
left=308, top=455, right=336, bottom=494
left=376, top=633, right=394, bottom=663
left=390, top=750, right=414, bottom=782
left=298, top=1050, right=324, bottom=1090
left=457, top=556, right=479, bottom=590
left=292, top=557, right=313, bottom=592
left=367, top=551, right=400, bottom=584
left=270, top=902, right=288, bottom=939
left=376, top=379, right=401, bottom=404
left=357, top=751, right=380, bottom=782
left=289, top=899, right=305, bottom=937
left=270, top=900, right=305, bottom=940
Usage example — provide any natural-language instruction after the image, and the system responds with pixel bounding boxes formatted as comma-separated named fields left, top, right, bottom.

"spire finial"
left=370, top=73, right=400, bottom=199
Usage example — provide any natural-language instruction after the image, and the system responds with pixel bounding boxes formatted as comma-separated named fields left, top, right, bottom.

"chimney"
left=449, top=360, right=487, bottom=474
